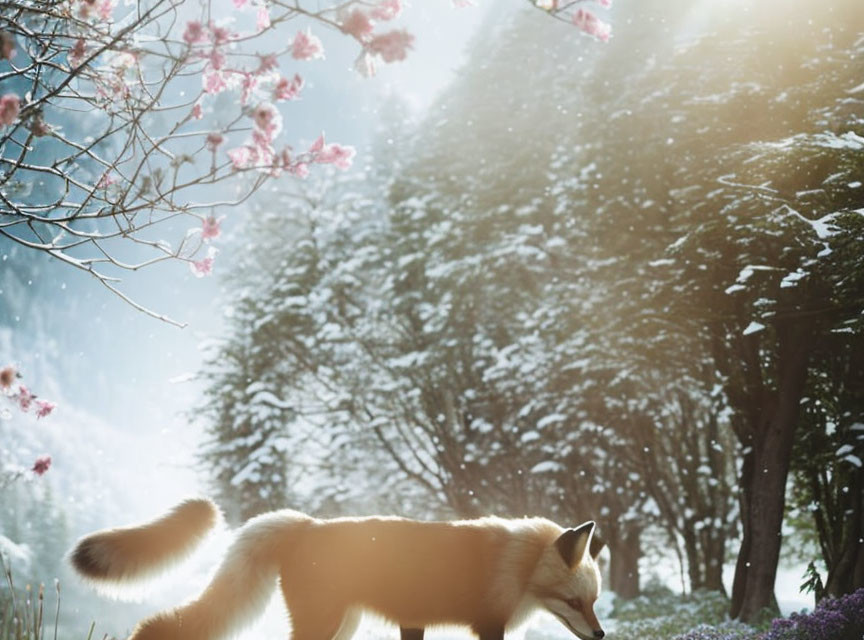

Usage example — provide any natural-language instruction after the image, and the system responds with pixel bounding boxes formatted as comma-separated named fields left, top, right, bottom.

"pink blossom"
left=368, top=30, right=414, bottom=63
left=183, top=20, right=207, bottom=45
left=228, top=145, right=255, bottom=169
left=205, top=49, right=226, bottom=71
left=572, top=8, right=611, bottom=41
left=278, top=149, right=308, bottom=178
left=250, top=130, right=275, bottom=166
left=29, top=117, right=51, bottom=137
left=279, top=147, right=293, bottom=169
left=191, top=103, right=203, bottom=120
left=257, top=53, right=279, bottom=74
left=17, top=385, right=33, bottom=412
left=97, top=0, right=114, bottom=21
left=97, top=171, right=117, bottom=189
left=252, top=135, right=276, bottom=167
left=76, top=0, right=94, bottom=19
left=318, top=143, right=355, bottom=169
left=218, top=105, right=287, bottom=175
left=111, top=50, right=137, bottom=69
left=94, top=73, right=129, bottom=102
left=281, top=149, right=310, bottom=178
left=274, top=74, right=303, bottom=101
left=209, top=23, right=232, bottom=45
left=256, top=4, right=271, bottom=32
left=69, top=38, right=86, bottom=68
left=31, top=455, right=51, bottom=476
left=371, top=0, right=403, bottom=21
left=201, top=215, right=222, bottom=240
left=0, top=94, right=20, bottom=127
left=292, top=29, right=324, bottom=61
left=309, top=133, right=356, bottom=170
left=0, top=365, right=15, bottom=389
left=203, top=71, right=228, bottom=94
left=252, top=102, right=282, bottom=138
left=240, top=72, right=258, bottom=105
left=206, top=132, right=224, bottom=151
left=354, top=51, right=377, bottom=78
left=1, top=31, right=16, bottom=60
left=598, top=0, right=612, bottom=7
left=341, top=10, right=375, bottom=40
left=309, top=133, right=325, bottom=154
left=190, top=247, right=218, bottom=277
left=233, top=0, right=249, bottom=7
left=291, top=162, right=309, bottom=178
left=35, top=400, right=56, bottom=419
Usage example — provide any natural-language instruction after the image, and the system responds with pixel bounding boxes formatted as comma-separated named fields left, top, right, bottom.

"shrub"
left=653, top=587, right=864, bottom=640
left=610, top=587, right=732, bottom=640
left=761, top=588, right=864, bottom=640
left=671, top=621, right=758, bottom=640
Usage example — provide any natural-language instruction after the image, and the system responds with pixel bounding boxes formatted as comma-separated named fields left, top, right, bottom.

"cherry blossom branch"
left=528, top=0, right=612, bottom=41
left=0, top=364, right=56, bottom=421
left=0, top=0, right=611, bottom=324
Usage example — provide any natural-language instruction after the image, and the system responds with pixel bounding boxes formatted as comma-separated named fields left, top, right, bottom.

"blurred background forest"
left=2, top=0, right=863, bottom=638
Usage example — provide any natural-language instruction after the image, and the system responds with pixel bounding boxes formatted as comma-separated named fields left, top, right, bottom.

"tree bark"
left=682, top=527, right=702, bottom=591
left=701, top=527, right=727, bottom=593
left=729, top=321, right=812, bottom=622
left=823, top=471, right=864, bottom=598
left=609, top=524, right=641, bottom=599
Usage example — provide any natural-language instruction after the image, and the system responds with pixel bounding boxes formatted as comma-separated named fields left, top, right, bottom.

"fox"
left=69, top=498, right=606, bottom=640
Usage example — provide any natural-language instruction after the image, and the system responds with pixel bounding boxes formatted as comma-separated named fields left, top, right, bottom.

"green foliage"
left=0, top=555, right=98, bottom=640
left=800, top=561, right=825, bottom=601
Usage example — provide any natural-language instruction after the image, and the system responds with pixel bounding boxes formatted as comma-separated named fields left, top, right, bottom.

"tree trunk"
left=702, top=407, right=730, bottom=594
left=730, top=448, right=754, bottom=618
left=702, top=528, right=727, bottom=593
left=730, top=440, right=787, bottom=620
left=823, top=471, right=864, bottom=598
left=685, top=526, right=727, bottom=593
left=609, top=524, right=641, bottom=599
left=730, top=323, right=812, bottom=622
left=682, top=526, right=703, bottom=591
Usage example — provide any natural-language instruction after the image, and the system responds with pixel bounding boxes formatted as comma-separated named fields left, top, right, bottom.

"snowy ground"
left=236, top=597, right=583, bottom=640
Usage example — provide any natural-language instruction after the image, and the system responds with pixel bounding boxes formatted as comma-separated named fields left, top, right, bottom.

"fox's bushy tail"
left=70, top=498, right=220, bottom=584
left=70, top=499, right=312, bottom=640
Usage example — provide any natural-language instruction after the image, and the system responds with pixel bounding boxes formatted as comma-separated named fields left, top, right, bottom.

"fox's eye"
left=565, top=598, right=580, bottom=610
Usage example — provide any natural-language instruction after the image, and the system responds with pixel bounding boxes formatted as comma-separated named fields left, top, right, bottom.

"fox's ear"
left=555, top=521, right=595, bottom=568
left=589, top=530, right=606, bottom=559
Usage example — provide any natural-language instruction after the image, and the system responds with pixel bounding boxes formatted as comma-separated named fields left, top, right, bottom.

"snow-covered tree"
left=197, top=0, right=863, bottom=618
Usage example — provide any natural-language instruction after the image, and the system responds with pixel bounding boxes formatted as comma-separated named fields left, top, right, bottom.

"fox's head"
left=530, top=521, right=606, bottom=640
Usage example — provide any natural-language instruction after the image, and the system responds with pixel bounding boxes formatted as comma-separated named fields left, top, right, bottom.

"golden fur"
left=70, top=498, right=220, bottom=585
left=69, top=501, right=605, bottom=640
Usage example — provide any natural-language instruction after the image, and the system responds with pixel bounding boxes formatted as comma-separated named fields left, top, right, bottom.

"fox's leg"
left=332, top=608, right=362, bottom=640
left=282, top=571, right=350, bottom=640
left=473, top=625, right=504, bottom=640
left=283, top=593, right=347, bottom=640
left=400, top=627, right=424, bottom=640
left=289, top=609, right=346, bottom=640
